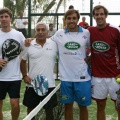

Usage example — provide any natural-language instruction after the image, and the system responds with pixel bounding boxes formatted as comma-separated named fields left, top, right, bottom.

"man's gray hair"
left=35, top=22, right=48, bottom=31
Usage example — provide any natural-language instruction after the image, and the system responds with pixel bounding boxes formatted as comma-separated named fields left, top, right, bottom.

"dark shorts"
left=0, top=80, right=21, bottom=100
left=23, top=87, right=58, bottom=109
left=18, top=28, right=27, bottom=38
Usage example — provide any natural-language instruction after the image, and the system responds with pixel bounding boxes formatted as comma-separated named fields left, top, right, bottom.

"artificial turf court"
left=3, top=81, right=118, bottom=120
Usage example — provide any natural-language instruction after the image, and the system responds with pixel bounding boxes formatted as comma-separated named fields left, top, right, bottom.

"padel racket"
left=0, top=39, right=21, bottom=72
left=31, top=75, right=48, bottom=96
left=116, top=89, right=120, bottom=110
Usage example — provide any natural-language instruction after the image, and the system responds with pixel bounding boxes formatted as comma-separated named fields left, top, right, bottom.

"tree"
left=4, top=0, right=65, bottom=22
left=37, top=0, right=56, bottom=22
left=53, top=0, right=64, bottom=27
left=4, top=0, right=27, bottom=23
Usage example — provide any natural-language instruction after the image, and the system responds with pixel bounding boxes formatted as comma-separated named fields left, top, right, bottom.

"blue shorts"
left=60, top=80, right=91, bottom=106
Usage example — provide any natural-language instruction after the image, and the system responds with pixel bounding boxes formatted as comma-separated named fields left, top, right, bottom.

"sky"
left=0, top=0, right=120, bottom=26
left=0, top=0, right=3, bottom=8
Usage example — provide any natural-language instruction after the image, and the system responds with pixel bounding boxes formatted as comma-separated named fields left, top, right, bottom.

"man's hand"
left=0, top=58, right=7, bottom=68
left=23, top=21, right=28, bottom=25
left=84, top=56, right=91, bottom=63
left=23, top=75, right=31, bottom=84
left=25, top=38, right=34, bottom=47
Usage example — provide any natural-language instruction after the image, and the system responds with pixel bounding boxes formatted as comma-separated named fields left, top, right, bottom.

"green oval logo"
left=92, top=41, right=110, bottom=52
left=65, top=42, right=80, bottom=50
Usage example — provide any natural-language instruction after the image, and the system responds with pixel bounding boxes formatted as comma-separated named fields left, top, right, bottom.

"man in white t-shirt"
left=47, top=23, right=56, bottom=38
left=20, top=22, right=58, bottom=120
left=0, top=7, right=25, bottom=120
left=51, top=9, right=91, bottom=120
left=13, top=11, right=28, bottom=37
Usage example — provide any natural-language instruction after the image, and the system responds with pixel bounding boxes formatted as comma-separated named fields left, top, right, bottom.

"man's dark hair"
left=69, top=5, right=74, bottom=9
left=18, top=11, right=23, bottom=15
left=92, top=5, right=108, bottom=16
left=64, top=9, right=80, bottom=20
left=0, top=7, right=12, bottom=18
left=49, top=23, right=53, bottom=27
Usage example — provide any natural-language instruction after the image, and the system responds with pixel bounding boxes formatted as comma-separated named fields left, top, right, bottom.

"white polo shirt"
left=14, top=18, right=27, bottom=29
left=22, top=39, right=58, bottom=88
left=48, top=29, right=57, bottom=37
left=51, top=26, right=91, bottom=82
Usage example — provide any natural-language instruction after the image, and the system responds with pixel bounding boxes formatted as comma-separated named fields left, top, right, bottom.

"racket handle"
left=0, top=67, right=2, bottom=72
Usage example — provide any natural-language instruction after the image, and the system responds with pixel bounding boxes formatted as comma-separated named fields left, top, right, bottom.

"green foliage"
left=3, top=0, right=64, bottom=24
left=4, top=0, right=27, bottom=23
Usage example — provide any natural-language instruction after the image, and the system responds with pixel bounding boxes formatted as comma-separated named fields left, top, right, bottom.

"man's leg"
left=45, top=108, right=54, bottom=120
left=10, top=98, right=20, bottom=120
left=27, top=107, right=33, bottom=114
left=114, top=101, right=120, bottom=120
left=44, top=88, right=57, bottom=120
left=79, top=105, right=88, bottom=120
left=0, top=100, right=3, bottom=120
left=64, top=102, right=73, bottom=120
left=27, top=108, right=35, bottom=120
left=117, top=109, right=120, bottom=120
left=96, top=100, right=106, bottom=120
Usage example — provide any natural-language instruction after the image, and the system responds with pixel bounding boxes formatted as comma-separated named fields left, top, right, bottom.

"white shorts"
left=91, top=76, right=120, bottom=100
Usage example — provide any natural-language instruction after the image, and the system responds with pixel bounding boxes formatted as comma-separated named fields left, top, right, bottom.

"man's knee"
left=97, top=100, right=106, bottom=110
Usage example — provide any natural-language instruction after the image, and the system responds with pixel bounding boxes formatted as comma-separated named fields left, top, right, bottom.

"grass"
left=73, top=98, right=118, bottom=120
left=88, top=99, right=117, bottom=120
left=3, top=80, right=118, bottom=120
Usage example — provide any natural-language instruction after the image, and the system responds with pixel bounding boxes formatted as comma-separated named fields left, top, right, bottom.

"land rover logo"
left=92, top=41, right=110, bottom=52
left=65, top=42, right=80, bottom=50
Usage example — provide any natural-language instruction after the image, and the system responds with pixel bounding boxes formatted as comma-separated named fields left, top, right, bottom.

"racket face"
left=31, top=75, right=48, bottom=96
left=2, top=39, right=21, bottom=61
left=0, top=39, right=21, bottom=72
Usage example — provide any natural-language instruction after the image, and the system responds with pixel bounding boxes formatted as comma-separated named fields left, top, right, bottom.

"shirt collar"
left=31, top=38, right=49, bottom=46
left=64, top=26, right=83, bottom=33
